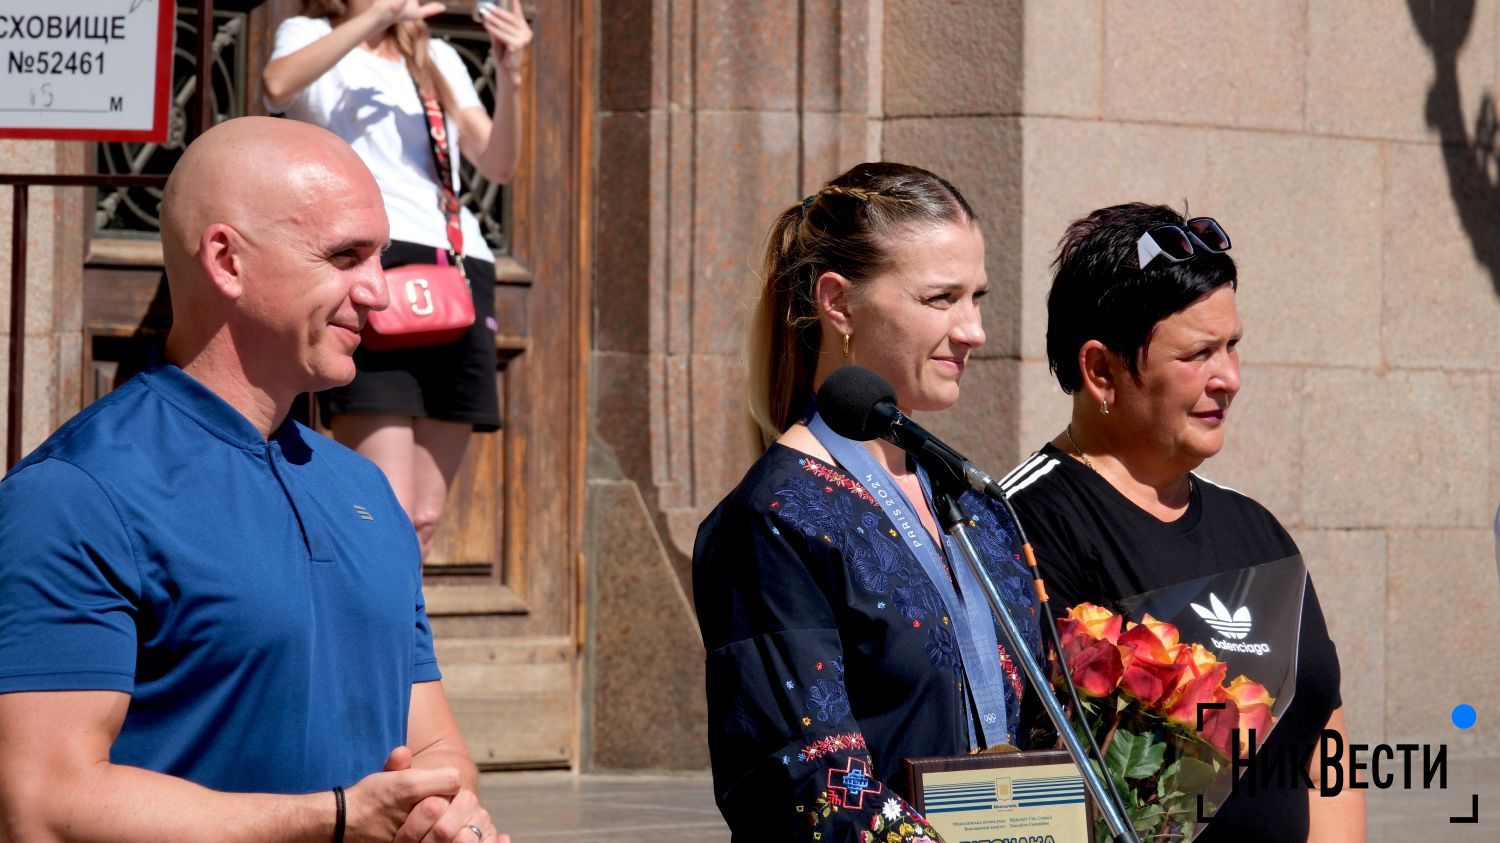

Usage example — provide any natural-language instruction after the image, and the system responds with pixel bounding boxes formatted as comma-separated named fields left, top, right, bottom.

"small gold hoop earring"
left=1099, top=401, right=1110, bottom=416
left=842, top=333, right=852, bottom=360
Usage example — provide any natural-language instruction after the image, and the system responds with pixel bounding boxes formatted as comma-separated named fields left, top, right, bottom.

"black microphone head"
left=817, top=366, right=897, bottom=441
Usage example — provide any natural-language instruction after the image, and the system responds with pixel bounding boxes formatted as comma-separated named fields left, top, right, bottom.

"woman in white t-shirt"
left=263, top=0, right=530, bottom=558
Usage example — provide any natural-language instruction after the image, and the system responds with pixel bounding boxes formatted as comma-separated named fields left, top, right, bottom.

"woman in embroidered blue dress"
left=693, top=163, right=1043, bottom=842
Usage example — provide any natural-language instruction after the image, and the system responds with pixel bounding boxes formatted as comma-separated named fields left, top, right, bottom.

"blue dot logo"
left=1452, top=704, right=1477, bottom=730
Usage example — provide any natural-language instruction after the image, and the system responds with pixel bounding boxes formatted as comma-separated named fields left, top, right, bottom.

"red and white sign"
left=0, top=0, right=175, bottom=142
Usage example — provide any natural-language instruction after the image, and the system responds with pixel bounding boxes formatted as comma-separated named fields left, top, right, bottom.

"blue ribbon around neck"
left=805, top=407, right=1013, bottom=749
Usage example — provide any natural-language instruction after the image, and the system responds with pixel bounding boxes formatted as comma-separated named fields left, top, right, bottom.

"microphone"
left=816, top=365, right=1006, bottom=500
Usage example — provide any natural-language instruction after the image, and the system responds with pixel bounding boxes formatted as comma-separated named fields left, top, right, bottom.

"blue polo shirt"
left=0, top=365, right=439, bottom=794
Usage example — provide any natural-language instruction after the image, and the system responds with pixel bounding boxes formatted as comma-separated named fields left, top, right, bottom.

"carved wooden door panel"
left=81, top=0, right=587, bottom=769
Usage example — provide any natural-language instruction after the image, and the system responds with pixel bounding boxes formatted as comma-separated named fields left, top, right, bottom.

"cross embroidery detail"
left=826, top=757, right=882, bottom=810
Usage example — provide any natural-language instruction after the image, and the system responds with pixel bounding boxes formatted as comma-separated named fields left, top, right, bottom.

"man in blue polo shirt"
left=0, top=118, right=506, bottom=843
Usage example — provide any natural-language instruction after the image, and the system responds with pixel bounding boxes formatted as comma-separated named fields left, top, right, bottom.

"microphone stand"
left=930, top=484, right=1141, bottom=843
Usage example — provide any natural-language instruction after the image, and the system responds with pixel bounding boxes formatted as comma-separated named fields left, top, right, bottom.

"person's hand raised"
left=480, top=0, right=533, bottom=77
left=377, top=0, right=447, bottom=26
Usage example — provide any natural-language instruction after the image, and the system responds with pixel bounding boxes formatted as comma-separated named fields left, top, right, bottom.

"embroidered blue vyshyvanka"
left=693, top=444, right=1043, bottom=841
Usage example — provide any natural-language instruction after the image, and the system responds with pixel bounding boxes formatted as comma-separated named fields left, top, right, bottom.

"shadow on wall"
left=1409, top=0, right=1500, bottom=298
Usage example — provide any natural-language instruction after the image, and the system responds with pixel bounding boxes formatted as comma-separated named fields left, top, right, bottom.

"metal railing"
left=3, top=2, right=216, bottom=468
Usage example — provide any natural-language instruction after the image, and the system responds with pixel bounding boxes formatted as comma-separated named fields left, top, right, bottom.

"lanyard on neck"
left=806, top=409, right=1013, bottom=749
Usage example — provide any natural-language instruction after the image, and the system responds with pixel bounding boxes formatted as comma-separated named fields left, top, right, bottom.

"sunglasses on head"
left=1135, top=217, right=1231, bottom=269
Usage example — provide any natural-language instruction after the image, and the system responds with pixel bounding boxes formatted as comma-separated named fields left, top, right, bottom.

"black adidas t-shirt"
left=1005, top=444, right=1342, bottom=843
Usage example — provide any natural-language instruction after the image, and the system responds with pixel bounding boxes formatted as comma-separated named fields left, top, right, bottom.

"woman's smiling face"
left=847, top=220, right=988, bottom=413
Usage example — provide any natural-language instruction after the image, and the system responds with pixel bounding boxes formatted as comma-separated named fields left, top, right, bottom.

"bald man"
left=0, top=118, right=506, bottom=843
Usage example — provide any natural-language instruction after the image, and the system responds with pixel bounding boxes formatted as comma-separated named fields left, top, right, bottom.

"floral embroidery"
left=806, top=678, right=851, bottom=723
left=772, top=465, right=959, bottom=676
left=864, top=795, right=940, bottom=843
left=846, top=520, right=909, bottom=594
left=892, top=583, right=937, bottom=623
left=922, top=622, right=959, bottom=670
left=801, top=787, right=938, bottom=843
left=797, top=731, right=867, bottom=763
left=800, top=460, right=878, bottom=506
left=773, top=475, right=858, bottom=549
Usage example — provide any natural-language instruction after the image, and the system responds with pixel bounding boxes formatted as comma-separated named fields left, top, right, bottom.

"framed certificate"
left=904, top=750, right=1093, bottom=843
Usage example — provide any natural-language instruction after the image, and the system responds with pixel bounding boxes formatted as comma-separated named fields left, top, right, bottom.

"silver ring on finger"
left=466, top=823, right=485, bottom=842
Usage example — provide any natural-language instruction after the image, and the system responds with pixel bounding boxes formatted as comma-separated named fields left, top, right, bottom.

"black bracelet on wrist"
left=332, top=785, right=346, bottom=843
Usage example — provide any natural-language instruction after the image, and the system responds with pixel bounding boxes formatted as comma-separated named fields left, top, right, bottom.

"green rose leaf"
left=1163, top=756, right=1218, bottom=795
left=1130, top=804, right=1165, bottom=834
left=1107, top=728, right=1167, bottom=779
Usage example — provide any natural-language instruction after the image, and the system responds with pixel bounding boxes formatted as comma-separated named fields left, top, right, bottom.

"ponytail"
left=745, top=163, right=977, bottom=448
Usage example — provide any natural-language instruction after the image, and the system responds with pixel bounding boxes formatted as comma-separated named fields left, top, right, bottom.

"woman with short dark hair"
left=1005, top=203, right=1366, bottom=842
left=694, top=162, right=1042, bottom=842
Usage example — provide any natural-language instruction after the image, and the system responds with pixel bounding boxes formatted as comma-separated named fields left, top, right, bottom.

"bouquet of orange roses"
left=1056, top=603, right=1277, bottom=843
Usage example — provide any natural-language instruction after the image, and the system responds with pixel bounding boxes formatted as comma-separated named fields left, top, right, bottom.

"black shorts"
left=319, top=240, right=501, bottom=432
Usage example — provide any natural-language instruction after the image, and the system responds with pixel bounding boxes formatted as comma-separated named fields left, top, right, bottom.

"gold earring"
left=1100, top=401, right=1110, bottom=416
left=842, top=333, right=851, bottom=360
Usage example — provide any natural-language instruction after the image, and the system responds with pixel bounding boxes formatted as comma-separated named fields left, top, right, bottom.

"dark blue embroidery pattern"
left=768, top=462, right=1042, bottom=743
left=772, top=464, right=954, bottom=672
left=922, top=621, right=960, bottom=670
left=806, top=678, right=851, bottom=723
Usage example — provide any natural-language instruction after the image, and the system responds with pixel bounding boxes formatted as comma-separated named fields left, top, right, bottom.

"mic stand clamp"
left=930, top=486, right=1141, bottom=843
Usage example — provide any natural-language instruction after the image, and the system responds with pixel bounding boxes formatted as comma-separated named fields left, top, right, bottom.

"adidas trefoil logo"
left=1191, top=593, right=1251, bottom=640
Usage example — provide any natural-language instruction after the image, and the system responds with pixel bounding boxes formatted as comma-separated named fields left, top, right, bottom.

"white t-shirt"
left=268, top=16, right=494, bottom=262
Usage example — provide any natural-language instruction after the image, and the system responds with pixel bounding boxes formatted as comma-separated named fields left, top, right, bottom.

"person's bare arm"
left=455, top=0, right=530, bottom=184
left=261, top=0, right=445, bottom=111
left=390, top=681, right=510, bottom=843
left=0, top=690, right=462, bottom=843
left=1306, top=708, right=1368, bottom=842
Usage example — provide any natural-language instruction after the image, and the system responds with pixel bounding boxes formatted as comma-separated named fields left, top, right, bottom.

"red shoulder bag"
left=362, top=78, right=476, bottom=351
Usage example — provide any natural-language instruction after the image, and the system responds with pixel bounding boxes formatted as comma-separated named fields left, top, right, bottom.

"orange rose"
left=1167, top=642, right=1214, bottom=688
left=1134, top=613, right=1182, bottom=650
left=1162, top=660, right=1228, bottom=729
left=1194, top=685, right=1241, bottom=758
left=1062, top=633, right=1124, bottom=697
left=1062, top=603, right=1123, bottom=643
left=1227, top=675, right=1275, bottom=751
left=1116, top=622, right=1187, bottom=707
left=1226, top=675, right=1273, bottom=708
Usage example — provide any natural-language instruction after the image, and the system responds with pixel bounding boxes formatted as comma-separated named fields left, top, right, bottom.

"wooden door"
left=81, top=0, right=589, bottom=769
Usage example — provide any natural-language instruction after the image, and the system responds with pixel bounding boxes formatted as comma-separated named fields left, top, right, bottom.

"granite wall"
left=1006, top=0, right=1500, bottom=761
left=584, top=0, right=881, bottom=770
left=585, top=0, right=1500, bottom=771
left=0, top=141, right=87, bottom=457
